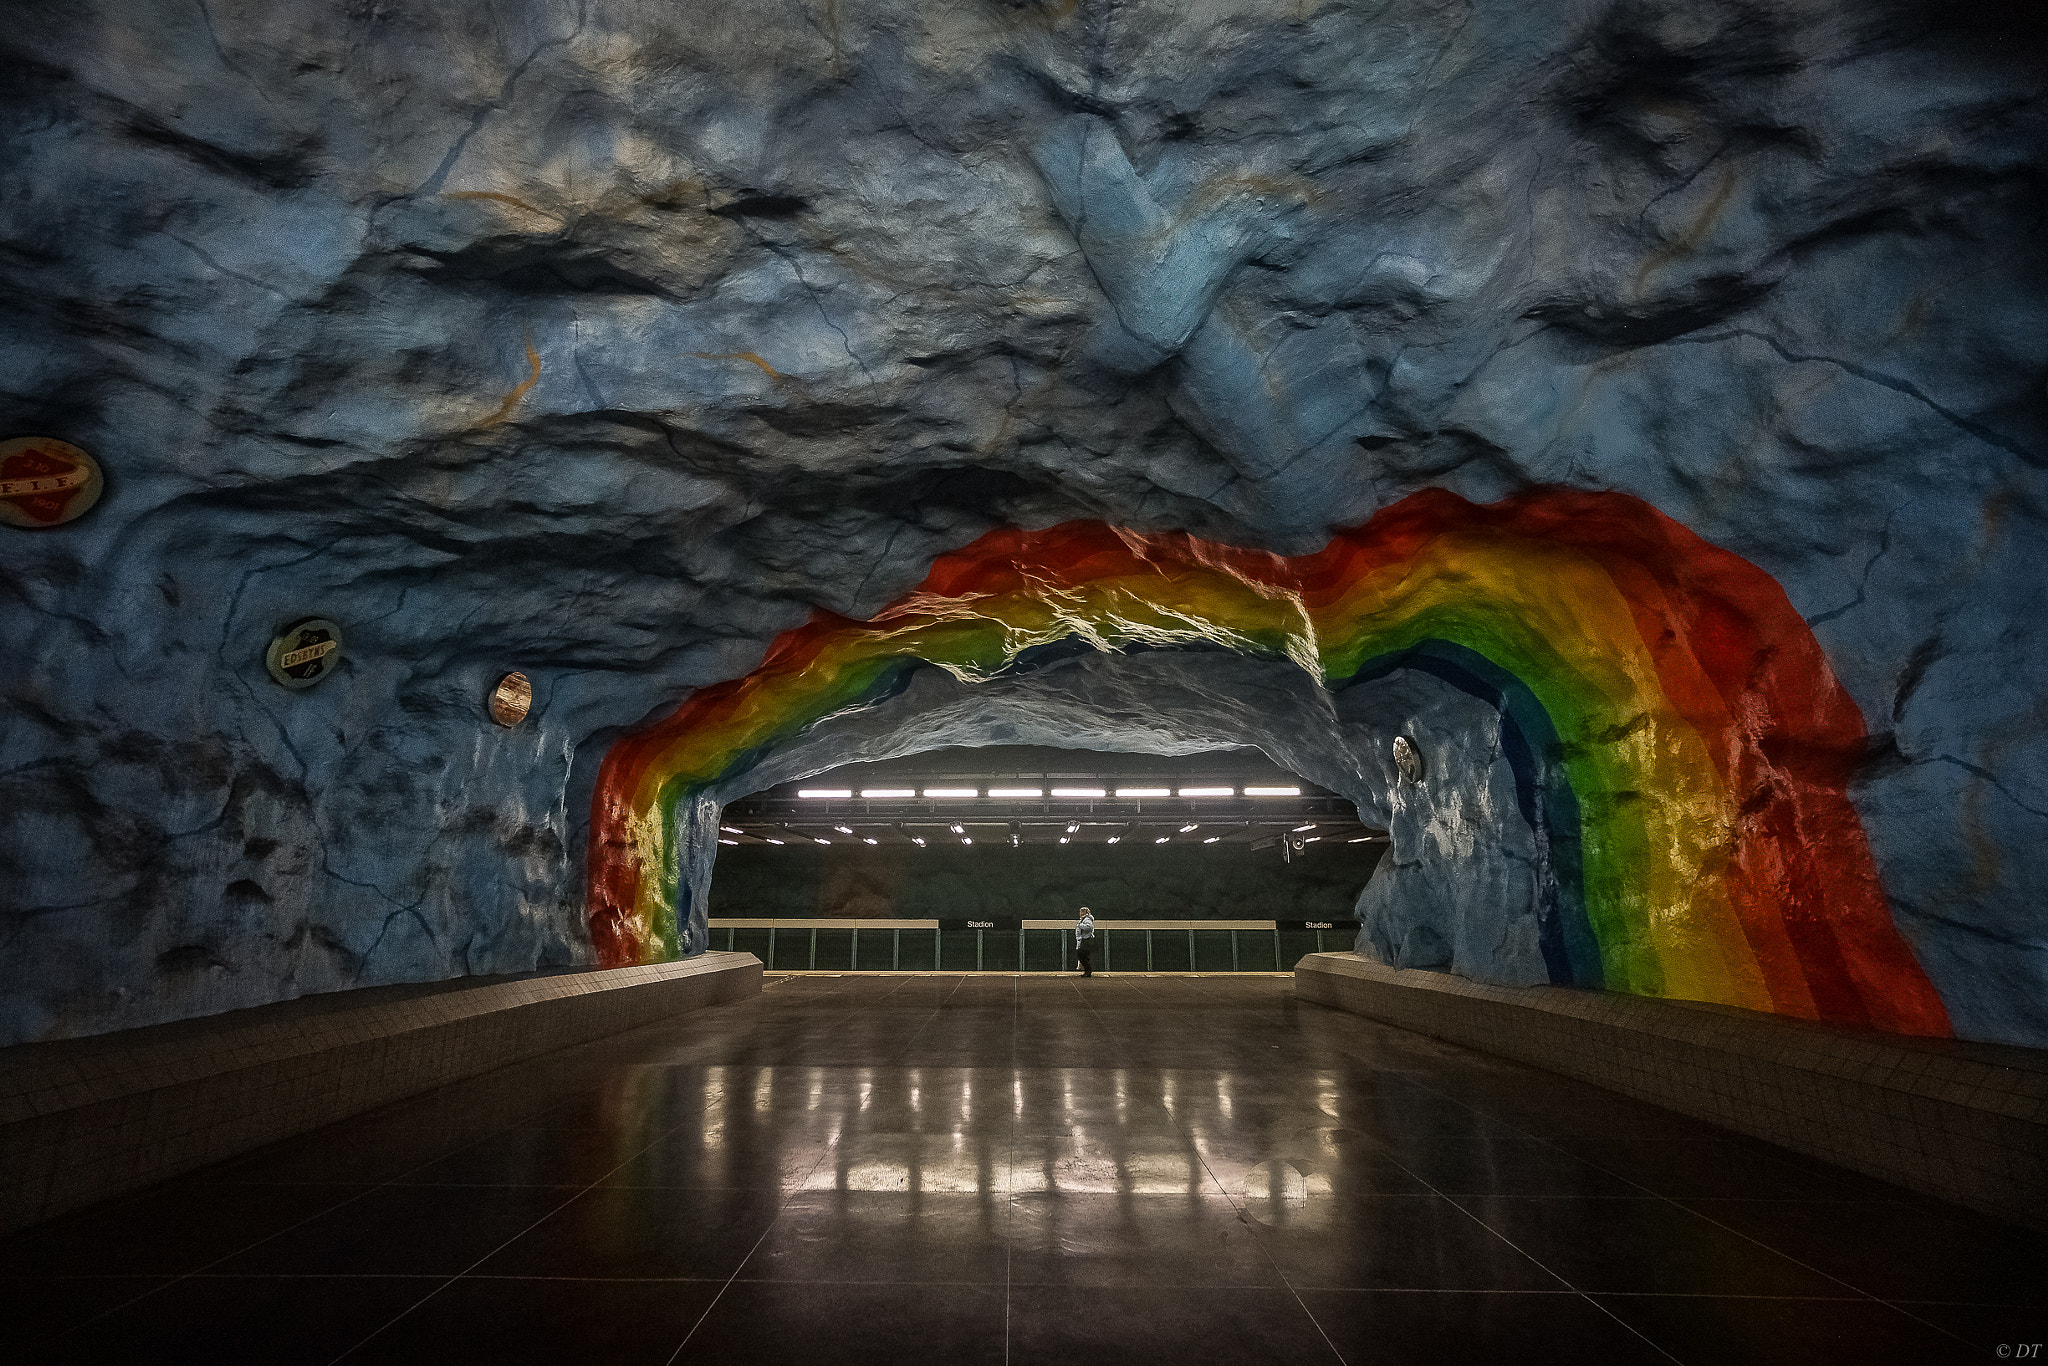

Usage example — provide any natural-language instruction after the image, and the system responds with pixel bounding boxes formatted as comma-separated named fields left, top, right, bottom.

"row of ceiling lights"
left=789, top=785, right=1303, bottom=799
left=716, top=821, right=1378, bottom=848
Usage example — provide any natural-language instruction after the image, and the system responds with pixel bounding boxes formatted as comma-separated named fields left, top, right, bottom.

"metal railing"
left=705, top=918, right=1358, bottom=973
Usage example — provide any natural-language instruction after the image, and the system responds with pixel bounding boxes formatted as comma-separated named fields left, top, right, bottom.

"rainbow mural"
left=587, top=487, right=1952, bottom=1036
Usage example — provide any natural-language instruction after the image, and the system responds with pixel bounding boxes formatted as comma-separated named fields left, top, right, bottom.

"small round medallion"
left=265, top=618, right=343, bottom=689
left=0, top=437, right=104, bottom=528
left=489, top=672, right=532, bottom=726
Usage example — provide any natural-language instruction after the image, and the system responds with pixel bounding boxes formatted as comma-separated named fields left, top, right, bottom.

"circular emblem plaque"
left=489, top=672, right=532, bottom=726
left=0, top=437, right=103, bottom=528
left=265, top=618, right=343, bottom=689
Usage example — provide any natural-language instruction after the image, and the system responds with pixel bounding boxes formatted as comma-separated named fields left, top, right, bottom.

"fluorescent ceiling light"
left=923, top=787, right=977, bottom=798
left=798, top=789, right=851, bottom=799
left=1349, top=837, right=1370, bottom=843
left=1106, top=836, right=1120, bottom=844
left=1058, top=837, right=1070, bottom=844
left=765, top=838, right=785, bottom=845
left=1115, top=787, right=1170, bottom=797
left=1306, top=836, right=1322, bottom=842
left=863, top=838, right=878, bottom=845
left=950, top=823, right=965, bottom=834
left=720, top=825, right=741, bottom=834
left=1154, top=836, right=1169, bottom=843
left=1178, top=786, right=1233, bottom=797
left=912, top=837, right=927, bottom=846
left=1065, top=823, right=1080, bottom=834
left=1050, top=787, right=1106, bottom=798
left=961, top=837, right=973, bottom=845
left=860, top=788, right=915, bottom=798
left=1245, top=786, right=1300, bottom=796
left=1179, top=823, right=1198, bottom=832
left=835, top=825, right=855, bottom=835
left=813, top=838, right=831, bottom=845
left=718, top=839, right=737, bottom=846
left=1203, top=836, right=1220, bottom=844
left=1293, top=824, right=1317, bottom=832
left=987, top=787, right=1043, bottom=798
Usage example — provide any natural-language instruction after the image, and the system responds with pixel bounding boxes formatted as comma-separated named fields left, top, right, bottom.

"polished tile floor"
left=7, top=974, right=2046, bottom=1364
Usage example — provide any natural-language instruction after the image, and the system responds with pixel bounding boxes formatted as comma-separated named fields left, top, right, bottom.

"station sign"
left=1276, top=920, right=1358, bottom=932
left=939, top=918, right=1021, bottom=932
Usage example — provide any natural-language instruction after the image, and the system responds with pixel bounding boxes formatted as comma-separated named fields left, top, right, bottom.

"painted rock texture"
left=0, top=0, right=2043, bottom=1045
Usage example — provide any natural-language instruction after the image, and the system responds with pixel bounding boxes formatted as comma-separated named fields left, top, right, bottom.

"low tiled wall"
left=0, top=953, right=761, bottom=1235
left=1294, top=953, right=2048, bottom=1229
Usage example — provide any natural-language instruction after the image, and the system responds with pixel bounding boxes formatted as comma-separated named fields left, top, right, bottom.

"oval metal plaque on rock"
left=1392, top=735, right=1425, bottom=784
left=0, top=437, right=104, bottom=528
left=489, top=672, right=532, bottom=727
left=265, top=618, right=343, bottom=689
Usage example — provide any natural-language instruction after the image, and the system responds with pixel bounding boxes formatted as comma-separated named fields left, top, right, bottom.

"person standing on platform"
left=1075, top=907, right=1096, bottom=978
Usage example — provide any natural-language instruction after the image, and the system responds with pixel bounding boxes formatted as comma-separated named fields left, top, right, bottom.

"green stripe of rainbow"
left=586, top=487, right=1951, bottom=1036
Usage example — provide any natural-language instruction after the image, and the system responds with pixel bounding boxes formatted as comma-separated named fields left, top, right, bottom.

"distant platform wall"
left=0, top=953, right=762, bottom=1235
left=1294, top=953, right=2048, bottom=1229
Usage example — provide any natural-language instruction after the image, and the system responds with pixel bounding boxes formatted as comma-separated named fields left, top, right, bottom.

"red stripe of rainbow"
left=585, top=487, right=1950, bottom=1036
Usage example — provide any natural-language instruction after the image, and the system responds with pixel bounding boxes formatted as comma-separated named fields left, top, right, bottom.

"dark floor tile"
left=344, top=1275, right=722, bottom=1365
left=1553, top=1139, right=1885, bottom=1200
left=1009, top=1284, right=1340, bottom=1366
left=394, top=1123, right=664, bottom=1187
left=1677, top=1199, right=2048, bottom=1305
left=29, top=1275, right=432, bottom=1366
left=215, top=1184, right=578, bottom=1276
left=1377, top=1136, right=1642, bottom=1197
left=204, top=1125, right=478, bottom=1185
left=601, top=1127, right=832, bottom=1190
left=1008, top=1192, right=1279, bottom=1287
left=1594, top=1293, right=1980, bottom=1366
left=743, top=1190, right=1008, bottom=1283
left=1301, top=1288, right=1671, bottom=1364
left=0, top=1182, right=366, bottom=1275
left=1468, top=1196, right=1849, bottom=1296
left=1907, top=1302, right=2048, bottom=1356
left=525, top=1078, right=726, bottom=1131
left=475, top=1183, right=784, bottom=1279
left=1451, top=1081, right=1719, bottom=1141
left=1327, top=1093, right=1525, bottom=1146
left=677, top=1278, right=1005, bottom=1364
left=1253, top=1194, right=1563, bottom=1290
left=0, top=1275, right=167, bottom=1350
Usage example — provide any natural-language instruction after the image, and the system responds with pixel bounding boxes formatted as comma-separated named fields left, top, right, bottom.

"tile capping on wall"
left=1294, top=952, right=2048, bottom=1230
left=0, top=952, right=763, bottom=1236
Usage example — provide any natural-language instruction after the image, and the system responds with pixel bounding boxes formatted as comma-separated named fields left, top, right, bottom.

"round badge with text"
left=0, top=437, right=104, bottom=528
left=489, top=672, right=532, bottom=726
left=1392, top=735, right=1426, bottom=784
left=265, top=618, right=343, bottom=689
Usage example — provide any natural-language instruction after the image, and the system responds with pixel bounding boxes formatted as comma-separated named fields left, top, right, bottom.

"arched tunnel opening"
left=705, top=743, right=1389, bottom=972
left=584, top=505, right=1952, bottom=1037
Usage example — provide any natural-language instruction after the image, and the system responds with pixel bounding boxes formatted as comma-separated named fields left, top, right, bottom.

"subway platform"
left=7, top=974, right=2045, bottom=1364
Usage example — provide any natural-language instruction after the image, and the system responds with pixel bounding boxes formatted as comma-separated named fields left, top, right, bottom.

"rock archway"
left=588, top=490, right=1951, bottom=1037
